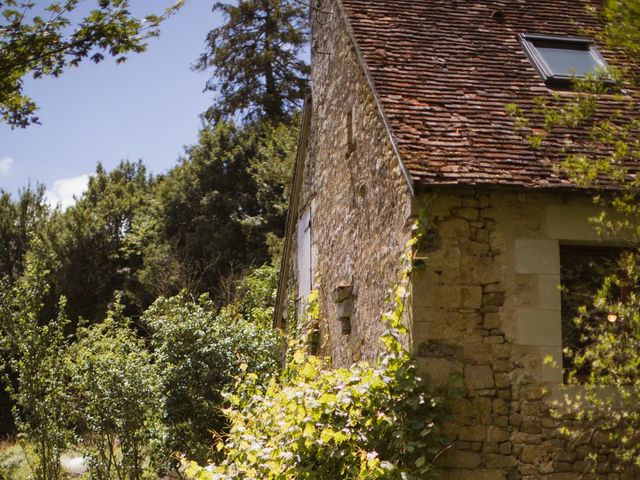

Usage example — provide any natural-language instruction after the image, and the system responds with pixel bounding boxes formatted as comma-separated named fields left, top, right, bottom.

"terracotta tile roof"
left=340, top=0, right=637, bottom=188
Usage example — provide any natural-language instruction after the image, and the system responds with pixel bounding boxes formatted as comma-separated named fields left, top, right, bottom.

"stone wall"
left=414, top=188, right=636, bottom=480
left=288, top=0, right=413, bottom=365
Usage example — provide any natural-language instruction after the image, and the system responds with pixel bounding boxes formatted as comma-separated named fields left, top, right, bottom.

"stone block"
left=459, top=425, right=488, bottom=442
left=492, top=398, right=509, bottom=415
left=538, top=274, right=561, bottom=310
left=521, top=403, right=540, bottom=416
left=468, top=240, right=490, bottom=255
left=436, top=450, right=482, bottom=469
left=495, top=373, right=511, bottom=388
left=441, top=469, right=506, bottom=480
left=498, top=441, right=512, bottom=455
left=440, top=218, right=471, bottom=241
left=461, top=286, right=483, bottom=308
left=456, top=207, right=480, bottom=221
left=489, top=230, right=505, bottom=253
left=417, top=340, right=463, bottom=358
left=483, top=442, right=498, bottom=453
left=516, top=309, right=562, bottom=346
left=418, top=285, right=462, bottom=308
left=515, top=239, right=560, bottom=274
left=485, top=454, right=518, bottom=469
left=465, top=365, right=495, bottom=390
left=418, top=357, right=456, bottom=386
left=428, top=195, right=462, bottom=217
left=486, top=426, right=510, bottom=442
left=521, top=445, right=543, bottom=464
left=546, top=204, right=603, bottom=241
left=484, top=291, right=506, bottom=307
left=462, top=196, right=479, bottom=208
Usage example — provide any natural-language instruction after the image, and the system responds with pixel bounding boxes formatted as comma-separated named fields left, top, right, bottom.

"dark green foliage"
left=45, top=160, right=155, bottom=324
left=0, top=186, right=50, bottom=436
left=140, top=120, right=296, bottom=300
left=0, top=0, right=184, bottom=127
left=0, top=185, right=50, bottom=281
left=195, top=0, right=309, bottom=123
left=144, top=275, right=281, bottom=465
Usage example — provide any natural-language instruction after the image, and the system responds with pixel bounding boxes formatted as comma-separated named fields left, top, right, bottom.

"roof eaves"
left=273, top=96, right=313, bottom=330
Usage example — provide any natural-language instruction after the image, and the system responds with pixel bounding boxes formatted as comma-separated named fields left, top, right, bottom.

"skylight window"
left=520, top=34, right=609, bottom=86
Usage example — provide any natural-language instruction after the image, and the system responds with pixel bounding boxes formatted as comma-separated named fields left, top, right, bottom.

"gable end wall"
left=301, top=0, right=414, bottom=365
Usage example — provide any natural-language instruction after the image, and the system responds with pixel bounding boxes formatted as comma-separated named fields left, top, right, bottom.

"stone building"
left=275, top=0, right=638, bottom=478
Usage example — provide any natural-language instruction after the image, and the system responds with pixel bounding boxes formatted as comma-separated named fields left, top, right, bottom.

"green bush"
left=184, top=234, right=449, bottom=480
left=0, top=245, right=73, bottom=480
left=69, top=300, right=164, bottom=480
left=144, top=288, right=281, bottom=466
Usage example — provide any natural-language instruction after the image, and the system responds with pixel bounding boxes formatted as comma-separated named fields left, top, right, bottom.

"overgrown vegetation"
left=184, top=228, right=450, bottom=480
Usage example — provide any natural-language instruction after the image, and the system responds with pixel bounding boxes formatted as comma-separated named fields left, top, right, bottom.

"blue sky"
left=0, top=1, right=221, bottom=207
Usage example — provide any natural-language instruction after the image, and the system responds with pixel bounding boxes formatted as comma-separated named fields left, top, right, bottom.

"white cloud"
left=46, top=174, right=90, bottom=209
left=0, top=157, right=14, bottom=175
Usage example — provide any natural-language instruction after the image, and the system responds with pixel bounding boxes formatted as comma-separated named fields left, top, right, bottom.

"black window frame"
left=519, top=33, right=610, bottom=87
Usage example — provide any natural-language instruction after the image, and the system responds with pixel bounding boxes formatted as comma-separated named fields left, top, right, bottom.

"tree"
left=0, top=184, right=50, bottom=282
left=45, top=160, right=155, bottom=324
left=139, top=120, right=296, bottom=302
left=69, top=300, right=164, bottom=480
left=0, top=0, right=184, bottom=128
left=144, top=282, right=281, bottom=467
left=0, top=185, right=51, bottom=438
left=195, top=0, right=309, bottom=124
left=0, top=242, right=74, bottom=480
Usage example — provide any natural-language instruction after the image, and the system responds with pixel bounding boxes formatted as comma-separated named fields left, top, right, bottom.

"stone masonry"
left=414, top=189, right=638, bottom=480
left=290, top=0, right=413, bottom=365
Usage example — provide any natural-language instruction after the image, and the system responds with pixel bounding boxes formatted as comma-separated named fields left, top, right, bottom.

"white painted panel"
left=297, top=208, right=312, bottom=299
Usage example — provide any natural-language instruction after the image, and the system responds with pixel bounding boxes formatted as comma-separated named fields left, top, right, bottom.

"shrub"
left=184, top=231, right=449, bottom=480
left=144, top=290, right=281, bottom=466
left=69, top=300, right=164, bottom=480
left=0, top=246, right=73, bottom=480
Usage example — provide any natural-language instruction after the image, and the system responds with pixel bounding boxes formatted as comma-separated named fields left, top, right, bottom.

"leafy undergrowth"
left=184, top=232, right=451, bottom=480
left=0, top=441, right=82, bottom=480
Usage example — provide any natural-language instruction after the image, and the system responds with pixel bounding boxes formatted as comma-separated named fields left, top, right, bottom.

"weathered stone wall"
left=414, top=188, right=636, bottom=480
left=292, top=0, right=414, bottom=365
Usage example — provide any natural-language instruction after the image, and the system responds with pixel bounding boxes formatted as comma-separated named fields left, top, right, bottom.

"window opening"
left=346, top=107, right=356, bottom=156
left=560, top=245, right=629, bottom=382
left=520, top=34, right=610, bottom=86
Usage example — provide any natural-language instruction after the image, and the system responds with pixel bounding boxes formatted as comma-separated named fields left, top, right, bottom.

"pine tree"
left=195, top=0, right=309, bottom=124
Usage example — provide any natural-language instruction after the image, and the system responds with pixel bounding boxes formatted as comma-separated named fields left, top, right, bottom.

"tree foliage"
left=140, top=120, right=296, bottom=301
left=44, top=160, right=154, bottom=324
left=0, top=185, right=50, bottom=281
left=0, top=0, right=184, bottom=128
left=195, top=0, right=309, bottom=123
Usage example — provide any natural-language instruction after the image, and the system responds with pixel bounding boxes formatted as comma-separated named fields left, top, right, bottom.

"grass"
left=0, top=440, right=30, bottom=480
left=0, top=440, right=85, bottom=479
